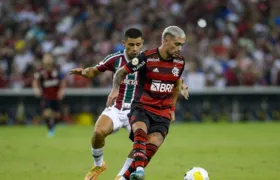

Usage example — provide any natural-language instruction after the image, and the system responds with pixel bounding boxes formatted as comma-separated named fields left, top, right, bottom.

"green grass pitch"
left=1, top=123, right=280, bottom=180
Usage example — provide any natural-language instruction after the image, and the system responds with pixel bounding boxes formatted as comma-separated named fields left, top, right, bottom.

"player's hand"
left=170, top=111, right=175, bottom=123
left=34, top=88, right=42, bottom=97
left=180, top=84, right=189, bottom=100
left=69, top=68, right=85, bottom=76
left=106, top=89, right=119, bottom=107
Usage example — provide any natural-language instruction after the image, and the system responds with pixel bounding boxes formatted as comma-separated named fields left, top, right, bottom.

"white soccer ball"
left=184, top=167, right=210, bottom=180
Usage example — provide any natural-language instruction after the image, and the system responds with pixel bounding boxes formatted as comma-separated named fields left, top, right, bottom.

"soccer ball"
left=184, top=167, right=210, bottom=180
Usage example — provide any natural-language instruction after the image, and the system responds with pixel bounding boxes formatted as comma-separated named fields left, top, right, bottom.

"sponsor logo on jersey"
left=132, top=61, right=145, bottom=71
left=173, top=59, right=184, bottom=64
left=123, top=79, right=138, bottom=85
left=43, top=79, right=59, bottom=87
left=150, top=81, right=174, bottom=93
left=147, top=58, right=160, bottom=62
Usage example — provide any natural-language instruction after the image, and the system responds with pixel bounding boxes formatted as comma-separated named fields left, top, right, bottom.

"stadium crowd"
left=0, top=0, right=280, bottom=90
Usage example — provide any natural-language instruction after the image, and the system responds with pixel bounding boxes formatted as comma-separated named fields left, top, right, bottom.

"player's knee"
left=43, top=109, right=53, bottom=118
left=93, top=128, right=109, bottom=139
left=132, top=121, right=147, bottom=133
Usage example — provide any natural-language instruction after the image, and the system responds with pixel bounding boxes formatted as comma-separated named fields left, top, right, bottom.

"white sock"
left=92, top=147, right=104, bottom=167
left=136, top=167, right=144, bottom=172
left=117, top=157, right=134, bottom=176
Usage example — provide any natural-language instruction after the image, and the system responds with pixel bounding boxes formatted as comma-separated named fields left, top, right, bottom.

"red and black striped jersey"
left=34, top=65, right=64, bottom=100
left=124, top=48, right=185, bottom=119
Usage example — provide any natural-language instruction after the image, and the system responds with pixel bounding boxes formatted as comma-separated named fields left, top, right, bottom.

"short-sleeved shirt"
left=96, top=50, right=139, bottom=110
left=124, top=48, right=185, bottom=119
left=34, top=65, right=64, bottom=100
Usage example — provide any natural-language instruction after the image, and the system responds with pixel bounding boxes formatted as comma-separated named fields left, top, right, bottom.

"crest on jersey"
left=52, top=70, right=58, bottom=77
left=132, top=58, right=139, bottom=65
left=172, top=67, right=179, bottom=77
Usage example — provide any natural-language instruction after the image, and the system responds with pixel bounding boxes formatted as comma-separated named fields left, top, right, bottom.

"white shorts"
left=100, top=106, right=131, bottom=133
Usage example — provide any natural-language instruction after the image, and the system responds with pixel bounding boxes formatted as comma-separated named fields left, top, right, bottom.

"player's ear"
left=140, top=39, right=144, bottom=47
left=122, top=40, right=126, bottom=46
left=162, top=37, right=168, bottom=44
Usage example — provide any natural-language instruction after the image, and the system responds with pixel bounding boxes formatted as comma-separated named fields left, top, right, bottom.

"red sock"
left=123, top=143, right=158, bottom=179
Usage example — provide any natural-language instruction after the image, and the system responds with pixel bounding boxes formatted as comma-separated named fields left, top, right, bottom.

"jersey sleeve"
left=95, top=53, right=118, bottom=72
left=123, top=52, right=147, bottom=73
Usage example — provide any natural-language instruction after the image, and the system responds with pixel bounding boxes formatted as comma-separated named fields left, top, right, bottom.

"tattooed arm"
left=106, top=67, right=129, bottom=107
left=106, top=52, right=147, bottom=107
left=112, top=67, right=128, bottom=90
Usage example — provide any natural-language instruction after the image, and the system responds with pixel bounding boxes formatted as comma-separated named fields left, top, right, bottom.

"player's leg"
left=41, top=100, right=56, bottom=137
left=128, top=107, right=150, bottom=180
left=115, top=149, right=134, bottom=179
left=42, top=108, right=54, bottom=129
left=128, top=114, right=170, bottom=180
left=85, top=107, right=121, bottom=180
left=44, top=100, right=61, bottom=137
left=121, top=132, right=164, bottom=180
left=115, top=111, right=134, bottom=179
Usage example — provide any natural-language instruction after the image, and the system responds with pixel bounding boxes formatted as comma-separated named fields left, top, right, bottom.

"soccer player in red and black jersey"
left=32, top=53, right=66, bottom=137
left=107, top=26, right=187, bottom=180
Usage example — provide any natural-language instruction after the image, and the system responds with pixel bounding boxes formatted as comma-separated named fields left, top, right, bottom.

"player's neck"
left=125, top=51, right=132, bottom=61
left=158, top=46, right=170, bottom=61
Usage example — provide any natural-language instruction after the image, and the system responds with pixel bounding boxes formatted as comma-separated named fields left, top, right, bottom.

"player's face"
left=123, top=37, right=144, bottom=60
left=42, top=54, right=54, bottom=67
left=165, top=36, right=185, bottom=58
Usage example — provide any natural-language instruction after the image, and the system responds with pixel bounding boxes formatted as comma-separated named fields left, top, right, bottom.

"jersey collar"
left=123, top=49, right=130, bottom=63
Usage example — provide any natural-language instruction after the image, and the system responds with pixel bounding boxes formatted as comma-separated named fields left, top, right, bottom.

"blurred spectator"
left=0, top=0, right=279, bottom=89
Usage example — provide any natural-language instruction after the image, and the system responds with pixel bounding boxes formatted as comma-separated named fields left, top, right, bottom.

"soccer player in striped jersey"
left=107, top=26, right=187, bottom=180
left=69, top=28, right=144, bottom=180
left=33, top=53, right=66, bottom=137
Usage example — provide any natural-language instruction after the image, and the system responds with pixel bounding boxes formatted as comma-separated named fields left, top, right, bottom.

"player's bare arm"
left=106, top=67, right=129, bottom=107
left=112, top=67, right=128, bottom=89
left=69, top=67, right=101, bottom=78
left=58, top=79, right=67, bottom=100
left=32, top=78, right=42, bottom=97
left=170, top=79, right=181, bottom=122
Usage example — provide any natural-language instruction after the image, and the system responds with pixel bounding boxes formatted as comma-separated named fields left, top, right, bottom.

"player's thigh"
left=95, top=107, right=120, bottom=135
left=42, top=108, right=52, bottom=117
left=129, top=106, right=150, bottom=133
left=128, top=107, right=151, bottom=141
left=119, top=110, right=131, bottom=133
left=147, top=113, right=170, bottom=145
left=41, top=100, right=56, bottom=117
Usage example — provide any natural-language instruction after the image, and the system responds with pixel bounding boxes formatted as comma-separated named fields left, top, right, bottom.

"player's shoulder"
left=103, top=51, right=124, bottom=62
left=143, top=48, right=157, bottom=57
